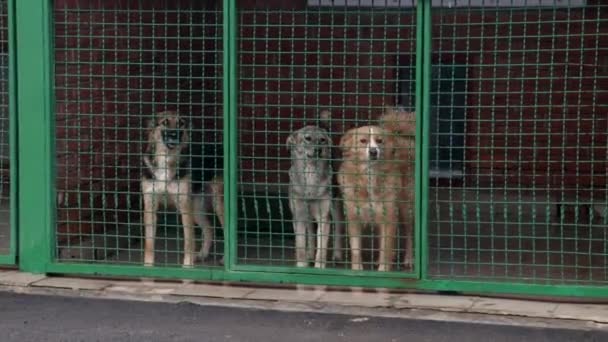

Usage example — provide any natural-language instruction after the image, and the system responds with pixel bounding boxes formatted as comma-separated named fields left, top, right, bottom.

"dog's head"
left=147, top=111, right=190, bottom=150
left=377, top=107, right=416, bottom=137
left=286, top=125, right=332, bottom=161
left=339, top=125, right=392, bottom=162
left=378, top=107, right=416, bottom=156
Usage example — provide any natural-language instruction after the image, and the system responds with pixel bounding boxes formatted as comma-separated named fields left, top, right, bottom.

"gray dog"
left=287, top=125, right=344, bottom=268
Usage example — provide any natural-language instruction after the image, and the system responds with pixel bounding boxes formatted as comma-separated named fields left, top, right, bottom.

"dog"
left=377, top=107, right=416, bottom=270
left=141, top=111, right=224, bottom=267
left=338, top=124, right=409, bottom=271
left=287, top=125, right=344, bottom=268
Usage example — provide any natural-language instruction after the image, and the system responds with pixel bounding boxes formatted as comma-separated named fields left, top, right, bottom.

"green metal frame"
left=229, top=5, right=420, bottom=280
left=225, top=0, right=237, bottom=273
left=15, top=0, right=54, bottom=272
left=0, top=0, right=17, bottom=265
left=11, top=0, right=608, bottom=299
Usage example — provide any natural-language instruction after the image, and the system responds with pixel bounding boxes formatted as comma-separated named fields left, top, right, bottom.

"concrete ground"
left=1, top=291, right=607, bottom=342
left=1, top=270, right=608, bottom=341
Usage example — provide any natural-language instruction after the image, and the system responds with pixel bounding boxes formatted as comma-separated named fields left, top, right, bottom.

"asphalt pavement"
left=0, top=292, right=606, bottom=342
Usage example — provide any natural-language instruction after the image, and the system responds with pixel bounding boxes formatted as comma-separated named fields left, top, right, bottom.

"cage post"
left=417, top=0, right=431, bottom=280
left=15, top=0, right=54, bottom=273
left=225, top=0, right=238, bottom=271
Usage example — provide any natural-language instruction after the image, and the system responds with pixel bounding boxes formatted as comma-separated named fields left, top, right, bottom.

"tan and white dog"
left=338, top=115, right=414, bottom=271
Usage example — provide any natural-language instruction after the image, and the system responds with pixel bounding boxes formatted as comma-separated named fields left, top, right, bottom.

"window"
left=398, top=63, right=466, bottom=178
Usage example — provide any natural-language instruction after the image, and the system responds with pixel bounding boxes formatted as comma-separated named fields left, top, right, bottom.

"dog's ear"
left=178, top=116, right=190, bottom=129
left=145, top=118, right=158, bottom=144
left=146, top=117, right=156, bottom=130
left=144, top=118, right=156, bottom=154
left=286, top=131, right=298, bottom=151
left=339, top=130, right=354, bottom=152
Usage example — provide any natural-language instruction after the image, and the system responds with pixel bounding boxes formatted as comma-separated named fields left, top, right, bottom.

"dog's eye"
left=359, top=138, right=367, bottom=144
left=376, top=138, right=383, bottom=144
left=319, top=138, right=326, bottom=143
left=179, top=119, right=186, bottom=127
left=304, top=136, right=312, bottom=142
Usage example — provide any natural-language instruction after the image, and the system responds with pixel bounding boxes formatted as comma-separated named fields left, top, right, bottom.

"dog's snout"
left=368, top=147, right=379, bottom=159
left=163, top=129, right=181, bottom=139
left=162, top=129, right=183, bottom=148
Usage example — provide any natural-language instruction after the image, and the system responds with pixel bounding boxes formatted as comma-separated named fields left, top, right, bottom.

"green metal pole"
left=15, top=0, right=54, bottom=273
left=224, top=0, right=238, bottom=270
left=416, top=0, right=431, bottom=280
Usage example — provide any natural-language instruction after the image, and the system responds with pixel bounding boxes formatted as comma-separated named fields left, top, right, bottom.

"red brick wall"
left=237, top=1, right=607, bottom=197
left=54, top=0, right=221, bottom=242
left=237, top=1, right=417, bottom=186
left=434, top=10, right=608, bottom=195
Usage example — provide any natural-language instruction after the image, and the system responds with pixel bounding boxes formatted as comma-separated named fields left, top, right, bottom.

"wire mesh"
left=0, top=0, right=11, bottom=258
left=428, top=1, right=608, bottom=285
left=47, top=0, right=608, bottom=289
left=236, top=1, right=417, bottom=272
left=54, top=0, right=224, bottom=267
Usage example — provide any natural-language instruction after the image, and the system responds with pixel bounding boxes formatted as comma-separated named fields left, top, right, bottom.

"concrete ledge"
left=0, top=270, right=607, bottom=330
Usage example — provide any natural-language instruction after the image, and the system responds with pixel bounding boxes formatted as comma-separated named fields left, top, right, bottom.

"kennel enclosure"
left=8, top=0, right=608, bottom=298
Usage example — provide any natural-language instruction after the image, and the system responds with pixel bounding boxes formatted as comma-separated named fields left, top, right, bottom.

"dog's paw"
left=331, top=251, right=343, bottom=262
left=377, top=264, right=392, bottom=272
left=314, top=262, right=326, bottom=269
left=196, top=248, right=210, bottom=262
left=143, top=256, right=155, bottom=267
left=296, top=261, right=308, bottom=268
left=351, top=263, right=364, bottom=271
left=183, top=256, right=195, bottom=268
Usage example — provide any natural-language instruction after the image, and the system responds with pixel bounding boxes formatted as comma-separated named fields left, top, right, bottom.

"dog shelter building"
left=0, top=0, right=607, bottom=300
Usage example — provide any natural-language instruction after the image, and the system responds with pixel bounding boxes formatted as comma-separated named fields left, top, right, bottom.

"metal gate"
left=13, top=0, right=608, bottom=298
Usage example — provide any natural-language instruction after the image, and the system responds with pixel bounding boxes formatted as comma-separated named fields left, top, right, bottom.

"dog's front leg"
left=347, top=215, right=364, bottom=271
left=313, top=200, right=332, bottom=269
left=306, top=222, right=316, bottom=262
left=377, top=208, right=397, bottom=272
left=330, top=198, right=345, bottom=262
left=293, top=220, right=309, bottom=267
left=143, top=191, right=159, bottom=267
left=290, top=197, right=312, bottom=268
